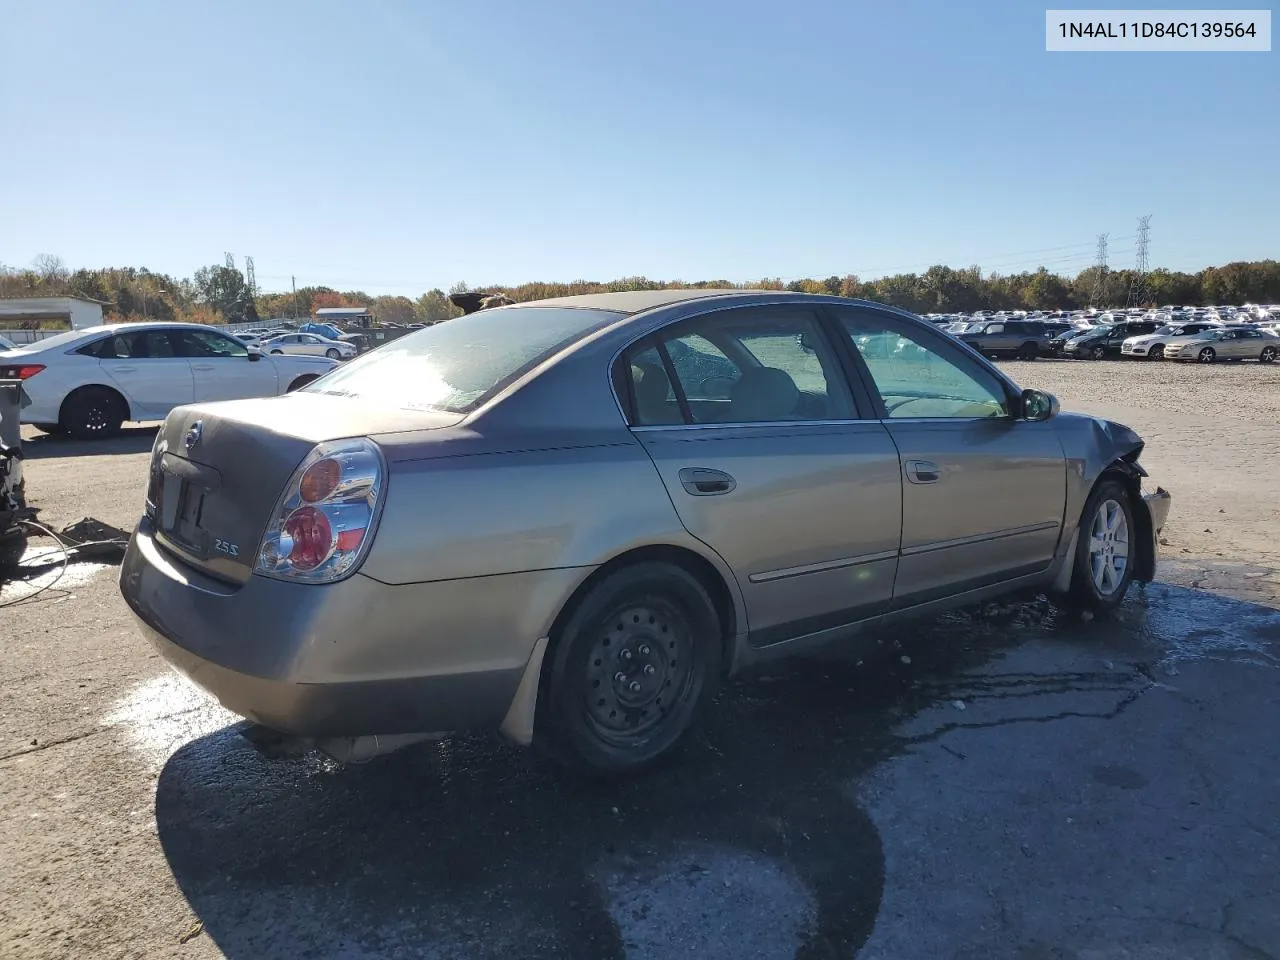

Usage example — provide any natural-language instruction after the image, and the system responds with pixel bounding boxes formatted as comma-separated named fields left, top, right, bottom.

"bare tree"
left=31, top=253, right=68, bottom=286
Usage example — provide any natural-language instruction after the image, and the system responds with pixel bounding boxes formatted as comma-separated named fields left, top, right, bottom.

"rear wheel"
left=1149, top=343, right=1165, bottom=360
left=287, top=374, right=319, bottom=392
left=325, top=348, right=341, bottom=360
left=1065, top=479, right=1136, bottom=613
left=1197, top=347, right=1216, bottom=363
left=61, top=387, right=125, bottom=441
left=1017, top=342, right=1038, bottom=361
left=1091, top=346, right=1106, bottom=360
left=1261, top=345, right=1277, bottom=364
left=270, top=349, right=284, bottom=355
left=536, top=562, right=721, bottom=777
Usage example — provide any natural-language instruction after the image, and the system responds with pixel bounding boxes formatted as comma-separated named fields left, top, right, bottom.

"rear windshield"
left=303, top=305, right=624, bottom=414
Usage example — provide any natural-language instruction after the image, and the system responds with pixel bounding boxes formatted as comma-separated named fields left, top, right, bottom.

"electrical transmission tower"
left=1127, top=215, right=1152, bottom=307
left=245, top=256, right=256, bottom=298
left=224, top=252, right=235, bottom=270
left=1090, top=233, right=1109, bottom=306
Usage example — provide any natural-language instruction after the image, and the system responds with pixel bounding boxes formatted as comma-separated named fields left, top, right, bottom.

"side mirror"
left=796, top=330, right=818, bottom=353
left=1020, top=388, right=1059, bottom=421
left=247, top=348, right=261, bottom=362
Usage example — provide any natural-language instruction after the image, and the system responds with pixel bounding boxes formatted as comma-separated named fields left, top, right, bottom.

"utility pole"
left=245, top=256, right=256, bottom=299
left=1090, top=234, right=1109, bottom=306
left=292, top=276, right=299, bottom=320
left=224, top=252, right=235, bottom=271
left=1127, top=215, right=1152, bottom=307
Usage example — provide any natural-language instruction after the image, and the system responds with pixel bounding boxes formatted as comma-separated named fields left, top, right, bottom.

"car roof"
left=517, top=288, right=804, bottom=314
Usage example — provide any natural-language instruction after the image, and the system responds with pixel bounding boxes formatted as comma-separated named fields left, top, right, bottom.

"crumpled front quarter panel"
left=1052, top=411, right=1148, bottom=533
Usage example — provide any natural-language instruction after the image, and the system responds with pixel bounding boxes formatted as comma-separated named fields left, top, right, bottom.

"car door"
left=172, top=328, right=279, bottom=401
left=96, top=329, right=194, bottom=419
left=297, top=334, right=326, bottom=356
left=1228, top=329, right=1262, bottom=358
left=621, top=303, right=903, bottom=645
left=829, top=306, right=1067, bottom=604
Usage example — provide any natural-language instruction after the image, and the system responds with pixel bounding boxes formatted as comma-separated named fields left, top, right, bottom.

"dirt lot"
left=2, top=359, right=1278, bottom=959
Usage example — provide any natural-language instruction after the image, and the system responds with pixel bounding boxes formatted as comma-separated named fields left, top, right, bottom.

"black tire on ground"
left=1149, top=344, right=1165, bottom=360
left=1197, top=347, right=1216, bottom=363
left=32, top=422, right=67, bottom=435
left=270, top=349, right=284, bottom=355
left=325, top=348, right=341, bottom=360
left=287, top=375, right=319, bottom=392
left=1017, top=342, right=1038, bottom=361
left=1063, top=478, right=1137, bottom=614
left=536, top=562, right=722, bottom=778
left=1091, top=346, right=1106, bottom=360
left=60, top=387, right=125, bottom=441
left=1260, top=346, right=1277, bottom=364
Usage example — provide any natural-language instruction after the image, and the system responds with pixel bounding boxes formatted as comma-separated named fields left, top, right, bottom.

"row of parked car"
left=231, top=322, right=358, bottom=361
left=943, top=312, right=1280, bottom=364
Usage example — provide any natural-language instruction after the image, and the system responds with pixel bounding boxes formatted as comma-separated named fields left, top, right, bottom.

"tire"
left=270, top=349, right=284, bottom=355
left=536, top=562, right=722, bottom=777
left=32, top=422, right=67, bottom=435
left=1261, top=346, right=1277, bottom=364
left=1149, top=344, right=1165, bottom=360
left=1197, top=347, right=1215, bottom=364
left=1091, top=346, right=1106, bottom=361
left=1065, top=479, right=1137, bottom=613
left=61, top=387, right=125, bottom=441
left=287, top=375, right=319, bottom=392
left=1017, top=343, right=1038, bottom=361
left=325, top=348, right=341, bottom=360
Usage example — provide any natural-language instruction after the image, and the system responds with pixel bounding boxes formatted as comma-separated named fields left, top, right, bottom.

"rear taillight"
left=255, top=438, right=385, bottom=583
left=144, top=428, right=168, bottom=519
left=0, top=363, right=45, bottom=380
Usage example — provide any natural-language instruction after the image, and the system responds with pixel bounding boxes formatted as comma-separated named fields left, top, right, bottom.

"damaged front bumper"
left=1143, top=486, right=1172, bottom=537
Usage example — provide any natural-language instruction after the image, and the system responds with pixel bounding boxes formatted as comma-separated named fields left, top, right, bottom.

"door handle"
left=678, top=467, right=737, bottom=496
left=905, top=460, right=942, bottom=484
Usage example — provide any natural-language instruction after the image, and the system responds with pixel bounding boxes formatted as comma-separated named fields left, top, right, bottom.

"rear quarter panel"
left=361, top=436, right=718, bottom=587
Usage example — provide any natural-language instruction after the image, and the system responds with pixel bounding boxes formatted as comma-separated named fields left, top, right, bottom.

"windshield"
left=304, top=306, right=624, bottom=413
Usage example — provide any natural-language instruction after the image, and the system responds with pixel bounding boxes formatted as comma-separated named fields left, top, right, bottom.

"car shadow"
left=18, top=425, right=158, bottom=459
left=154, top=588, right=1215, bottom=960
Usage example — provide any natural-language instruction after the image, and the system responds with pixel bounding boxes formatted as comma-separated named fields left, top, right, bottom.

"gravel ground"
left=1, top=360, right=1278, bottom=959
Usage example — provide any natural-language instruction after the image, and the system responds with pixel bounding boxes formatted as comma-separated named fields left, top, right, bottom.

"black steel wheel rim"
left=83, top=400, right=110, bottom=433
left=581, top=600, right=697, bottom=746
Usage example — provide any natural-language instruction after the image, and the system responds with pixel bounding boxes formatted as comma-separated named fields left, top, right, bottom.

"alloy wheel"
left=1088, top=499, right=1130, bottom=598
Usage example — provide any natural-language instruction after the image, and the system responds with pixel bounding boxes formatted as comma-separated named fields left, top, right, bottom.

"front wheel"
left=1197, top=347, right=1216, bottom=363
left=1017, top=343, right=1038, bottom=361
left=1261, top=345, right=1277, bottom=364
left=1064, top=479, right=1136, bottom=613
left=1091, top=346, right=1106, bottom=361
left=270, top=349, right=284, bottom=355
left=536, top=562, right=722, bottom=777
left=325, top=348, right=341, bottom=360
left=1149, top=344, right=1165, bottom=360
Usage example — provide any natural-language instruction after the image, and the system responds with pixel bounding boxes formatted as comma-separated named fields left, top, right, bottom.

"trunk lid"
left=151, top=393, right=461, bottom=584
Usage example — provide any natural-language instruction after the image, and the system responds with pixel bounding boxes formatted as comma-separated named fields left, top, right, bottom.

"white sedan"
left=257, top=332, right=357, bottom=360
left=0, top=322, right=339, bottom=439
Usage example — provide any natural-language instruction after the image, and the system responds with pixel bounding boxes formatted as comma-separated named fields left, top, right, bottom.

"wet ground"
left=2, top=363, right=1279, bottom=959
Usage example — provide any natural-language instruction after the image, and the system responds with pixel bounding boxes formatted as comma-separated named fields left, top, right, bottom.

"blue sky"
left=1, top=0, right=1276, bottom=296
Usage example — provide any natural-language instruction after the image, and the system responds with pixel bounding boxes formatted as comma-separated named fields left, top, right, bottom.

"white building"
left=0, top=296, right=105, bottom=332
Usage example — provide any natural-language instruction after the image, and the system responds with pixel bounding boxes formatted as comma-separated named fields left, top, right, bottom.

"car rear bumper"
left=119, top=520, right=584, bottom=738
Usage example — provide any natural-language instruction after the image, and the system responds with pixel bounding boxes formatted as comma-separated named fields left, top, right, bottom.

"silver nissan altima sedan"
left=119, top=290, right=1172, bottom=776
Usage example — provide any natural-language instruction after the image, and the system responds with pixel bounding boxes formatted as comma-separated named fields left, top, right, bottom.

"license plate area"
left=157, top=455, right=221, bottom=559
